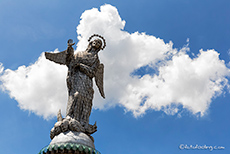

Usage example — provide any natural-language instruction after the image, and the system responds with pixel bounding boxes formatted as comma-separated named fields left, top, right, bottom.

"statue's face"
left=92, top=39, right=102, bottom=49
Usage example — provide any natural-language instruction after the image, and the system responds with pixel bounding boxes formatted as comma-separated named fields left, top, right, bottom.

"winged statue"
left=45, top=34, right=106, bottom=139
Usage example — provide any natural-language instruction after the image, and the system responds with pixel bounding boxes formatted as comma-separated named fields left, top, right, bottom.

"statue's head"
left=92, top=39, right=102, bottom=50
left=87, top=34, right=106, bottom=51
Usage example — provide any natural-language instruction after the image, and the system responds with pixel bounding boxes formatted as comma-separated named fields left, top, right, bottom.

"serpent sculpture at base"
left=39, top=34, right=106, bottom=154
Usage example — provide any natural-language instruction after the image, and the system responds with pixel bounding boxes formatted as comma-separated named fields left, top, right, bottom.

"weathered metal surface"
left=45, top=34, right=106, bottom=140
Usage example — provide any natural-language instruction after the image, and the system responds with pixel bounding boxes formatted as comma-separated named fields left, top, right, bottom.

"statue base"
left=38, top=131, right=101, bottom=154
left=50, top=116, right=97, bottom=140
left=50, top=131, right=95, bottom=149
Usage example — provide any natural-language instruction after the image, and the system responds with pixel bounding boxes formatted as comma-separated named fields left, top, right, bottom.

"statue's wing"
left=45, top=50, right=67, bottom=65
left=95, top=63, right=105, bottom=98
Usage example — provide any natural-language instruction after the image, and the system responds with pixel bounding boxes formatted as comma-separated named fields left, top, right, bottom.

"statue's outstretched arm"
left=65, top=46, right=74, bottom=66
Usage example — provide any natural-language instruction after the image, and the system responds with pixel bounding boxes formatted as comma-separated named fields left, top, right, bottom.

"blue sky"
left=0, top=0, right=230, bottom=154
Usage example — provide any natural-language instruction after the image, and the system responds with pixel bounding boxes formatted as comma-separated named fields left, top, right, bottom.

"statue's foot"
left=69, top=118, right=85, bottom=132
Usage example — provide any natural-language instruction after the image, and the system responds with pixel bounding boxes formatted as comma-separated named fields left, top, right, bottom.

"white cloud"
left=0, top=51, right=68, bottom=119
left=0, top=63, right=3, bottom=74
left=120, top=49, right=229, bottom=117
left=0, top=4, right=229, bottom=119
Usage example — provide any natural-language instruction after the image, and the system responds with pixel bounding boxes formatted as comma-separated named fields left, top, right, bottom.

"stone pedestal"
left=38, top=131, right=101, bottom=154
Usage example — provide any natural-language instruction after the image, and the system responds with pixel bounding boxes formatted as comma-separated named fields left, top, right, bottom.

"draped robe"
left=66, top=49, right=100, bottom=127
